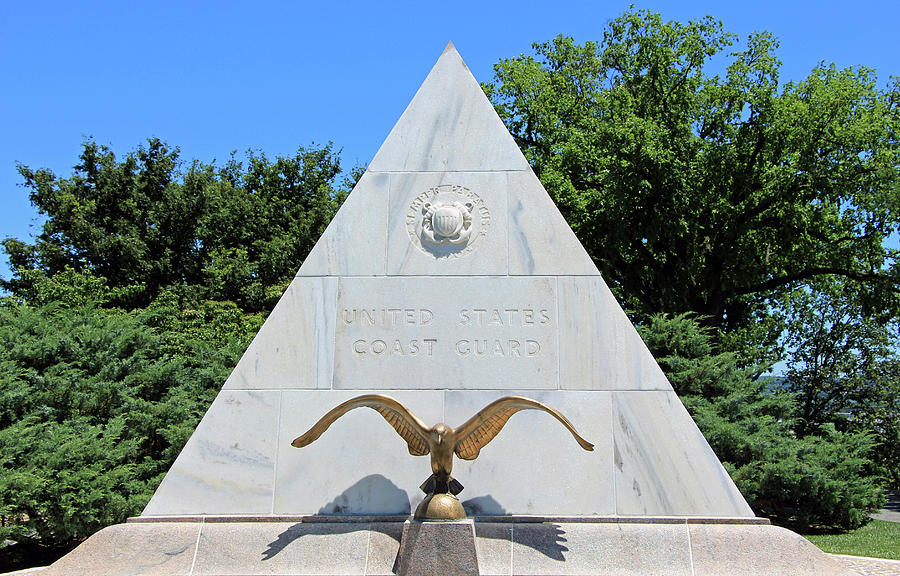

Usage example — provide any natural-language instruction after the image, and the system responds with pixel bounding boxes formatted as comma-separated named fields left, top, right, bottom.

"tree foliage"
left=485, top=9, right=900, bottom=338
left=0, top=270, right=263, bottom=544
left=640, top=313, right=884, bottom=530
left=780, top=278, right=900, bottom=484
left=783, top=279, right=900, bottom=434
left=4, top=139, right=351, bottom=311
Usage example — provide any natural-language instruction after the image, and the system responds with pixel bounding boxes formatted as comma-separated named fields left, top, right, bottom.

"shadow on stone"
left=461, top=494, right=507, bottom=516
left=461, top=495, right=567, bottom=560
left=472, top=520, right=569, bottom=562
left=317, top=474, right=411, bottom=515
left=260, top=481, right=568, bottom=565
left=511, top=523, right=569, bottom=561
left=261, top=522, right=403, bottom=562
left=261, top=474, right=409, bottom=562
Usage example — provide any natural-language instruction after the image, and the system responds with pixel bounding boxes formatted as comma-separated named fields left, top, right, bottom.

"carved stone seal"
left=406, top=185, right=490, bottom=258
left=423, top=200, right=473, bottom=245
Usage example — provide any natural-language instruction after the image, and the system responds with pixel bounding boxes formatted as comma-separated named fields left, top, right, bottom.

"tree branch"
left=733, top=267, right=899, bottom=297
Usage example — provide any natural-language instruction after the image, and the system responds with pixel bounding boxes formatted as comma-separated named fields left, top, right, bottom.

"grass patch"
left=803, top=520, right=900, bottom=560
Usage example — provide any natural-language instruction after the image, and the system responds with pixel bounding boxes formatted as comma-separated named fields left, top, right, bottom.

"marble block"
left=223, top=276, right=336, bottom=390
left=366, top=523, right=407, bottom=576
left=558, top=276, right=671, bottom=391
left=472, top=521, right=847, bottom=576
left=508, top=522, right=692, bottom=576
left=273, top=390, right=444, bottom=515
left=143, top=391, right=280, bottom=516
left=612, top=391, right=753, bottom=516
left=688, top=524, right=849, bottom=576
left=368, top=42, right=528, bottom=173
left=507, top=170, right=598, bottom=277
left=192, top=522, right=371, bottom=575
left=298, top=171, right=389, bottom=277
left=445, top=390, right=614, bottom=516
left=472, top=523, right=514, bottom=576
left=40, top=523, right=198, bottom=576
left=386, top=171, right=510, bottom=276
left=332, top=276, right=558, bottom=390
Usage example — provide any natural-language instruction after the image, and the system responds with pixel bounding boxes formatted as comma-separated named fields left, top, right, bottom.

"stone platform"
left=35, top=516, right=852, bottom=576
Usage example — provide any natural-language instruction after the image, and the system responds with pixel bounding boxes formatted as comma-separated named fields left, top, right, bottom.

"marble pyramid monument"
left=142, top=42, right=752, bottom=520
left=39, top=43, right=852, bottom=576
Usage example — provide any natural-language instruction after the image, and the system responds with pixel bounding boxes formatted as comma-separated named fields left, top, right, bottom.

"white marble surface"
left=368, top=43, right=528, bottom=173
left=558, top=276, right=672, bottom=391
left=223, top=277, right=336, bottom=390
left=274, top=390, right=445, bottom=515
left=446, top=390, right=614, bottom=516
left=507, top=170, right=599, bottom=276
left=215, top=273, right=679, bottom=396
left=143, top=391, right=280, bottom=515
left=333, top=276, right=558, bottom=390
left=297, top=171, right=389, bottom=277
left=612, top=391, right=753, bottom=516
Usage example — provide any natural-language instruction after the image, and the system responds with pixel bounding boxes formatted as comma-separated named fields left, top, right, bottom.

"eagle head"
left=431, top=423, right=450, bottom=445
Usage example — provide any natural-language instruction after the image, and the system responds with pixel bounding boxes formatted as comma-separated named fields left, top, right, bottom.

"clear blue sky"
left=2, top=0, right=898, bottom=280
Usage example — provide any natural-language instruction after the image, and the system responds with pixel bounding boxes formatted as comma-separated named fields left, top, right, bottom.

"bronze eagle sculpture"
left=291, top=394, right=594, bottom=500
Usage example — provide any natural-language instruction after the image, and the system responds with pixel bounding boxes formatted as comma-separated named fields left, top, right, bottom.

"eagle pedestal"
left=396, top=519, right=479, bottom=576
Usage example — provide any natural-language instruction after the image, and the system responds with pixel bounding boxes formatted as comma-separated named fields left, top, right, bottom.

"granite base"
left=35, top=516, right=848, bottom=576
left=396, top=519, right=478, bottom=576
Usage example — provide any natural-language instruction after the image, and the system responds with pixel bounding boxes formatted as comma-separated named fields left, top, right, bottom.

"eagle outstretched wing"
left=453, top=396, right=594, bottom=460
left=291, top=394, right=431, bottom=456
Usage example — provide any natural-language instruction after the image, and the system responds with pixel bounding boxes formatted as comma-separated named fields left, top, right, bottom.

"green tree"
left=640, top=313, right=884, bottom=530
left=485, top=9, right=900, bottom=340
left=0, top=270, right=264, bottom=546
left=4, top=139, right=349, bottom=311
left=780, top=278, right=900, bottom=483
left=861, top=387, right=900, bottom=487
left=783, top=279, right=900, bottom=434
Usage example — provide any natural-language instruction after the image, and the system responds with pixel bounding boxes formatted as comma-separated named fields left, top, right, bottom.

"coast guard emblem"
left=406, top=185, right=491, bottom=258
